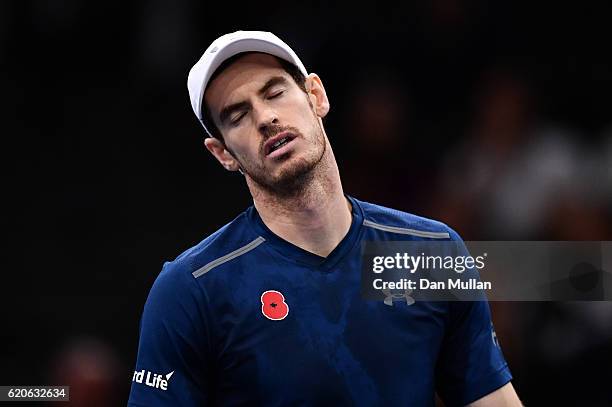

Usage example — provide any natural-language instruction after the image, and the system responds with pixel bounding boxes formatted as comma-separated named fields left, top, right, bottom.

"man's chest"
left=204, top=268, right=447, bottom=405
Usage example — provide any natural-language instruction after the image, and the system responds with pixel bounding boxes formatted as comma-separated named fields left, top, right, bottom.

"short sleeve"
left=128, top=262, right=214, bottom=406
left=435, top=228, right=512, bottom=406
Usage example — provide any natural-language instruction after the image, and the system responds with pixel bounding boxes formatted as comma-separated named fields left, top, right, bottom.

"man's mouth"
left=264, top=132, right=296, bottom=156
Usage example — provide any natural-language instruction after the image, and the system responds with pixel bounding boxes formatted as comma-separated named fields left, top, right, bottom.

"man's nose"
left=255, top=105, right=280, bottom=135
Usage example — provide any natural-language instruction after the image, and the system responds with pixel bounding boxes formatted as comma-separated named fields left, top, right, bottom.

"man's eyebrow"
left=218, top=76, right=289, bottom=126
left=257, top=76, right=289, bottom=96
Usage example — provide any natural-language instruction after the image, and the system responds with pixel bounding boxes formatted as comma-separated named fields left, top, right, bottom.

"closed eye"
left=230, top=111, right=247, bottom=126
left=267, top=90, right=284, bottom=100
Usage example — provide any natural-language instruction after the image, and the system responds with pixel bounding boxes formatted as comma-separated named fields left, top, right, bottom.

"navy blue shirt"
left=128, top=197, right=511, bottom=406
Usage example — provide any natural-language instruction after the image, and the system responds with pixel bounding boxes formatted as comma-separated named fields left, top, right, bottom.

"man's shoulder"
left=354, top=197, right=459, bottom=240
left=161, top=207, right=262, bottom=281
left=139, top=209, right=261, bottom=317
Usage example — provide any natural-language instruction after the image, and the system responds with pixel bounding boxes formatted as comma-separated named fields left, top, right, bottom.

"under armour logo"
left=382, top=288, right=415, bottom=306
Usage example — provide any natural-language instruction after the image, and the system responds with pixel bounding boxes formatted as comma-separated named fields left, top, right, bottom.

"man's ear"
left=204, top=137, right=241, bottom=172
left=305, top=73, right=330, bottom=118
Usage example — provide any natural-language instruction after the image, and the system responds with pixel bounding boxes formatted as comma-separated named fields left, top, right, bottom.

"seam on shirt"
left=363, top=219, right=450, bottom=239
left=192, top=236, right=266, bottom=278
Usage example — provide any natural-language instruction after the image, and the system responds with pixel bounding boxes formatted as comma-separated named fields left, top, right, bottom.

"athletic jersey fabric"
left=128, top=196, right=511, bottom=406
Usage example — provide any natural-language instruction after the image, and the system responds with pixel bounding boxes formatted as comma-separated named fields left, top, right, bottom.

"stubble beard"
left=238, top=119, right=327, bottom=198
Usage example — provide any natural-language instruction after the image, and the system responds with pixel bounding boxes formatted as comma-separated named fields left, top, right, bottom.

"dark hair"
left=201, top=52, right=307, bottom=141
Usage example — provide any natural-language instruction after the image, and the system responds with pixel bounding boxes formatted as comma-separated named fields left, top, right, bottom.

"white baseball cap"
left=187, top=30, right=308, bottom=137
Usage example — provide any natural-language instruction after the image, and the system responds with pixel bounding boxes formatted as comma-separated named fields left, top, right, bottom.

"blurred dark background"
left=1, top=1, right=611, bottom=406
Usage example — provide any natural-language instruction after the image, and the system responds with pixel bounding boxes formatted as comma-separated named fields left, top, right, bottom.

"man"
left=128, top=31, right=522, bottom=406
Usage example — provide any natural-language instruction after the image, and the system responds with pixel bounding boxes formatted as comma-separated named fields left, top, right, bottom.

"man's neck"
left=250, top=149, right=352, bottom=258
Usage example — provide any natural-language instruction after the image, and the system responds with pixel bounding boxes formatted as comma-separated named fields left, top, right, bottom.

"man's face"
left=204, top=53, right=328, bottom=194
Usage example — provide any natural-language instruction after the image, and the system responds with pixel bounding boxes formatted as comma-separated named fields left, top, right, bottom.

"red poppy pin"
left=260, top=290, right=289, bottom=320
